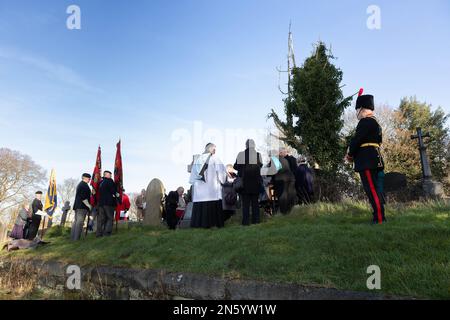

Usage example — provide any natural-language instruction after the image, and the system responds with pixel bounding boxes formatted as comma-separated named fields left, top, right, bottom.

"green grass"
left=1, top=201, right=449, bottom=299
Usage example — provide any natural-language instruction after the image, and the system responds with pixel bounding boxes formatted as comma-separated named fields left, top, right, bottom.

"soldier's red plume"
left=358, top=88, right=364, bottom=97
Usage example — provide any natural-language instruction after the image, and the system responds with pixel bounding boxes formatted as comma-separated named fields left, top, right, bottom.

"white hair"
left=204, top=143, right=216, bottom=153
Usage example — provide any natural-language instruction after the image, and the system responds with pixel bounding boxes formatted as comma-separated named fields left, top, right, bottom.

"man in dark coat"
left=346, top=94, right=386, bottom=224
left=71, top=173, right=92, bottom=240
left=97, top=170, right=118, bottom=237
left=27, top=191, right=43, bottom=240
left=234, top=139, right=263, bottom=225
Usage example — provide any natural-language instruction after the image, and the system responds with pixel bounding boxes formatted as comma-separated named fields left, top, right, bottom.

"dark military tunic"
left=348, top=117, right=384, bottom=172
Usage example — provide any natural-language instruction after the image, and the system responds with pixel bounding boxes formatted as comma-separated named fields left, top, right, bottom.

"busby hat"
left=356, top=95, right=374, bottom=110
left=82, top=173, right=91, bottom=179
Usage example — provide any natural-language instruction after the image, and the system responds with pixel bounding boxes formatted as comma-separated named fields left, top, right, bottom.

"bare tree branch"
left=0, top=148, right=46, bottom=223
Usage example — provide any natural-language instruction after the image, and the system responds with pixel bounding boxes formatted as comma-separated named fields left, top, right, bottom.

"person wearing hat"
left=345, top=94, right=386, bottom=224
left=97, top=170, right=118, bottom=236
left=71, top=173, right=92, bottom=240
left=26, top=191, right=43, bottom=239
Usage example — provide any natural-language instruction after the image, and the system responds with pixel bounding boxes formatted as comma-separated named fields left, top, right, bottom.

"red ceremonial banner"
left=114, top=140, right=124, bottom=221
left=90, top=146, right=102, bottom=206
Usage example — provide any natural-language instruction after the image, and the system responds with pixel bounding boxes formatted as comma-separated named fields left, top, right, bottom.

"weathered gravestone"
left=178, top=202, right=193, bottom=229
left=143, top=178, right=165, bottom=226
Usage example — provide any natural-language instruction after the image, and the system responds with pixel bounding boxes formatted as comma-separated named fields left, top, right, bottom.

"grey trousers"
left=97, top=205, right=115, bottom=237
left=71, top=209, right=89, bottom=241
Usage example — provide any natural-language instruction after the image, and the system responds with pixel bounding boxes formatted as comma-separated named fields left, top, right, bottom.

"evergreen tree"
left=269, top=42, right=352, bottom=173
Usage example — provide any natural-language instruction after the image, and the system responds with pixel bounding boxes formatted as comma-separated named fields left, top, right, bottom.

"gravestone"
left=384, top=172, right=407, bottom=193
left=178, top=202, right=193, bottom=229
left=411, top=127, right=445, bottom=199
left=143, top=178, right=165, bottom=226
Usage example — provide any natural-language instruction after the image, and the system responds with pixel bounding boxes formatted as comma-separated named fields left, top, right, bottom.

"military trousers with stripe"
left=359, top=169, right=386, bottom=224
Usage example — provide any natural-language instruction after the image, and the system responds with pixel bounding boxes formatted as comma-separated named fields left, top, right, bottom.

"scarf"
left=189, top=153, right=212, bottom=184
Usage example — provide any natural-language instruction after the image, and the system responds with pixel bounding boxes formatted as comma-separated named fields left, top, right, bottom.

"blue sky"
left=0, top=0, right=449, bottom=194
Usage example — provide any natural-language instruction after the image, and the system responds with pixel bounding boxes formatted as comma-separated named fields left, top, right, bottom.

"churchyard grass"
left=1, top=200, right=449, bottom=299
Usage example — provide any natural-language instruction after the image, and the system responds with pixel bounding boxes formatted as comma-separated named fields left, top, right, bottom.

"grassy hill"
left=1, top=201, right=449, bottom=299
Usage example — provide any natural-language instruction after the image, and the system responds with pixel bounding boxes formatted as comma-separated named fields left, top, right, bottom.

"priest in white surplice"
left=189, top=143, right=227, bottom=228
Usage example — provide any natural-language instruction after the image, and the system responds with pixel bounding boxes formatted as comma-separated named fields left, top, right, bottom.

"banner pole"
left=85, top=210, right=91, bottom=238
left=40, top=216, right=46, bottom=239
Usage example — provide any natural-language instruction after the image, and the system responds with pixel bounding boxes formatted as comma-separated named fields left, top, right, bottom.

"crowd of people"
left=188, top=140, right=315, bottom=229
left=7, top=144, right=316, bottom=240
left=70, top=170, right=133, bottom=240
left=186, top=93, right=386, bottom=227
left=8, top=170, right=134, bottom=242
left=8, top=93, right=386, bottom=241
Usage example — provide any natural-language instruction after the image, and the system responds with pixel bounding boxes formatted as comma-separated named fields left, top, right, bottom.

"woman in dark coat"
left=294, top=156, right=315, bottom=204
left=269, top=151, right=297, bottom=214
left=165, top=191, right=179, bottom=230
left=11, top=203, right=30, bottom=239
left=234, top=139, right=263, bottom=225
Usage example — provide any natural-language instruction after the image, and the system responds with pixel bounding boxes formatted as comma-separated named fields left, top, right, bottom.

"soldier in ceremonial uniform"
left=345, top=94, right=386, bottom=224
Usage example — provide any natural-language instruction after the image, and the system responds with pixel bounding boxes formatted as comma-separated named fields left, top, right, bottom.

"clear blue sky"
left=0, top=0, right=449, bottom=194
